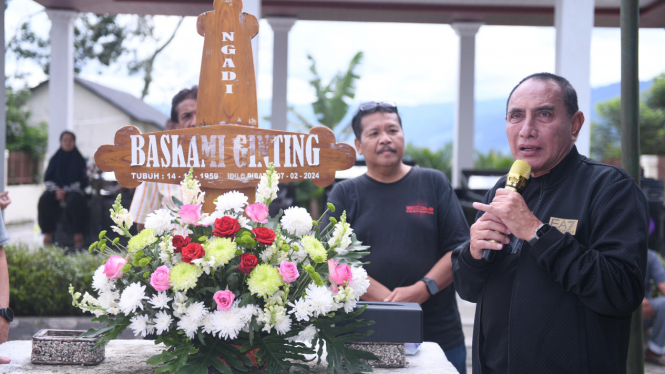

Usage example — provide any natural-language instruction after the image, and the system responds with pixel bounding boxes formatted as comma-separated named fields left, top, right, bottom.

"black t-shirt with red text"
left=324, top=167, right=469, bottom=350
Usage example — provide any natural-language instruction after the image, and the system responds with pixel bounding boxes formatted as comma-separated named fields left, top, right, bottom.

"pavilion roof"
left=31, top=0, right=665, bottom=28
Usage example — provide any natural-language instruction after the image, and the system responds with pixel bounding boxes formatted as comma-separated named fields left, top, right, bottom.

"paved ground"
left=5, top=220, right=43, bottom=247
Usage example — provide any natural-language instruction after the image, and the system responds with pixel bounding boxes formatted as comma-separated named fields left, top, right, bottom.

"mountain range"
left=151, top=80, right=653, bottom=155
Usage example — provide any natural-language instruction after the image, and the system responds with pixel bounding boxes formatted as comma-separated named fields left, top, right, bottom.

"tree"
left=288, top=52, right=364, bottom=138
left=8, top=13, right=183, bottom=99
left=6, top=86, right=48, bottom=159
left=474, top=149, right=514, bottom=170
left=404, top=142, right=452, bottom=180
left=591, top=74, right=665, bottom=160
left=287, top=52, right=364, bottom=218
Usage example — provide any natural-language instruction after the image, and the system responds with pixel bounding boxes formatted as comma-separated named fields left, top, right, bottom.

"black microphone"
left=482, top=160, right=531, bottom=262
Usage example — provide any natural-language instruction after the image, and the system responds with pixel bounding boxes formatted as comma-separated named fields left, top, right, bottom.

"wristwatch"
left=420, top=277, right=439, bottom=296
left=0, top=307, right=14, bottom=323
left=528, top=223, right=551, bottom=247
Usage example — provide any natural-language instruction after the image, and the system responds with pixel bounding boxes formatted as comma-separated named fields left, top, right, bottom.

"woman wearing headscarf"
left=38, top=131, right=89, bottom=248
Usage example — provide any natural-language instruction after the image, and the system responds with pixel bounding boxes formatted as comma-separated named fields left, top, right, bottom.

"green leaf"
left=315, top=305, right=377, bottom=374
left=253, top=334, right=314, bottom=374
left=238, top=293, right=255, bottom=308
left=80, top=325, right=114, bottom=338
left=171, top=196, right=184, bottom=208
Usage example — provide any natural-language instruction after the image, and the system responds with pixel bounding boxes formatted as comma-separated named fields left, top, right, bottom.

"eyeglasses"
left=358, top=101, right=398, bottom=114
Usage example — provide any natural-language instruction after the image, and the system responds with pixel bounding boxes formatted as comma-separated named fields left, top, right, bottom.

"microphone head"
left=505, top=160, right=531, bottom=192
left=509, top=160, right=531, bottom=180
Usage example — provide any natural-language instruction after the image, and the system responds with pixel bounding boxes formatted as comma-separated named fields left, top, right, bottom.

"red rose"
left=181, top=243, right=206, bottom=264
left=172, top=235, right=191, bottom=254
left=236, top=253, right=258, bottom=274
left=213, top=217, right=241, bottom=238
left=252, top=227, right=276, bottom=245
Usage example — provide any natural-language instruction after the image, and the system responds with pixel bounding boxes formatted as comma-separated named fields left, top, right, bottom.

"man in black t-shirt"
left=324, top=102, right=470, bottom=374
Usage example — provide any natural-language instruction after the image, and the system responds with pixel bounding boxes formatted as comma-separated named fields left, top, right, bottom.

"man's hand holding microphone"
left=469, top=160, right=543, bottom=261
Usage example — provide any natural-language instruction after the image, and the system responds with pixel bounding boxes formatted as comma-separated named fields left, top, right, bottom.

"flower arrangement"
left=71, top=164, right=376, bottom=373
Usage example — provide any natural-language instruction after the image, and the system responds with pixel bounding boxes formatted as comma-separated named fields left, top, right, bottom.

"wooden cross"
left=94, top=0, right=356, bottom=214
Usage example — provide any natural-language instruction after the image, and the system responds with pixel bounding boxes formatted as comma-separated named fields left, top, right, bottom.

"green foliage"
left=314, top=305, right=377, bottom=374
left=404, top=142, right=452, bottom=180
left=253, top=333, right=313, bottom=374
left=474, top=149, right=514, bottom=170
left=5, top=86, right=48, bottom=159
left=7, top=244, right=104, bottom=316
left=288, top=51, right=364, bottom=137
left=8, top=14, right=182, bottom=99
left=591, top=74, right=665, bottom=160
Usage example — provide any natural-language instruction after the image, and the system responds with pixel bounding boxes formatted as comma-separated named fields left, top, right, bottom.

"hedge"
left=7, top=244, right=105, bottom=316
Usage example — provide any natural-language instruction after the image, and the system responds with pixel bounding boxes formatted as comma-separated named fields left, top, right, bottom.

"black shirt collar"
left=541, top=145, right=585, bottom=189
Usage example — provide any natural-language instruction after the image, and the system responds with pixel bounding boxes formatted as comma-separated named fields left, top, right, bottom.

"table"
left=0, top=340, right=458, bottom=374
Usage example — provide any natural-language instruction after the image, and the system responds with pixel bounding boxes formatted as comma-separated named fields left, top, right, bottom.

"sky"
left=5, top=0, right=665, bottom=111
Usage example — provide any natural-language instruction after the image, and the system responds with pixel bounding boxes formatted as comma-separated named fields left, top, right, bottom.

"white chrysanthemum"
left=328, top=221, right=353, bottom=255
left=92, top=265, right=113, bottom=292
left=288, top=324, right=317, bottom=344
left=186, top=301, right=209, bottom=322
left=260, top=245, right=277, bottom=263
left=287, top=298, right=311, bottom=322
left=204, top=310, right=244, bottom=340
left=176, top=315, right=200, bottom=339
left=215, top=191, right=248, bottom=213
left=350, top=266, right=370, bottom=298
left=237, top=215, right=252, bottom=230
left=304, top=284, right=338, bottom=317
left=145, top=209, right=174, bottom=236
left=129, top=315, right=154, bottom=337
left=154, top=310, right=173, bottom=335
left=274, top=314, right=292, bottom=335
left=97, top=290, right=119, bottom=309
left=119, top=282, right=148, bottom=315
left=281, top=207, right=313, bottom=237
left=148, top=292, right=172, bottom=310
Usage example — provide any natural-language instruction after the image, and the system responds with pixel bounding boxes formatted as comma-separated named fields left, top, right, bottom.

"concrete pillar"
left=0, top=3, right=6, bottom=193
left=45, top=9, right=78, bottom=158
left=243, top=0, right=261, bottom=77
left=451, top=22, right=482, bottom=189
left=267, top=17, right=296, bottom=130
left=555, top=0, right=593, bottom=157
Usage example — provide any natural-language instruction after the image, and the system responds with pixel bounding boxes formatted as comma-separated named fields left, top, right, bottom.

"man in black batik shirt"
left=324, top=102, right=470, bottom=374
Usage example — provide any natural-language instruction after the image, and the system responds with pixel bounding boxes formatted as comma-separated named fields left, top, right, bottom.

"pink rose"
left=279, top=261, right=299, bottom=283
left=103, top=255, right=127, bottom=279
left=150, top=266, right=171, bottom=292
left=327, top=259, right=353, bottom=293
left=179, top=204, right=202, bottom=225
left=213, top=290, right=235, bottom=311
left=245, top=202, right=269, bottom=223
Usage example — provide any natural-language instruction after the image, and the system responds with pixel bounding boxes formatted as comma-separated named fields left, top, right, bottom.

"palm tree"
left=288, top=51, right=364, bottom=140
left=287, top=51, right=364, bottom=218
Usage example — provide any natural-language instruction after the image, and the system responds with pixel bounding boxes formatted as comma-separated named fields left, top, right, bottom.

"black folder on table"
left=352, top=301, right=423, bottom=343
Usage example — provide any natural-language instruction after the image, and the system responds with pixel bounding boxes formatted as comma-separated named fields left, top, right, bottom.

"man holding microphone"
left=452, top=73, right=648, bottom=374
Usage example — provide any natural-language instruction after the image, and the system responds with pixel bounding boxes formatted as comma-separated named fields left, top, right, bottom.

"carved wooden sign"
left=94, top=0, right=356, bottom=213
left=196, top=0, right=259, bottom=128
left=94, top=125, right=355, bottom=189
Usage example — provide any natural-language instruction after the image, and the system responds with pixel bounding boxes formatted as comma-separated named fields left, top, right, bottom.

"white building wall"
left=29, top=82, right=160, bottom=162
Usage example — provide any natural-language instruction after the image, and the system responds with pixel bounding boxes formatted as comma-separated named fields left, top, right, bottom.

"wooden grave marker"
left=95, top=0, right=356, bottom=214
